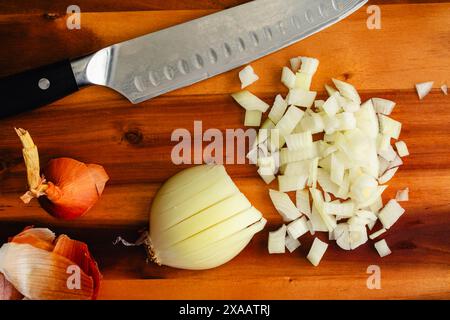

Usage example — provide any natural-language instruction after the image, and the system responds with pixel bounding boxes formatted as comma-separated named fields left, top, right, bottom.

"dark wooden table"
left=0, top=1, right=449, bottom=299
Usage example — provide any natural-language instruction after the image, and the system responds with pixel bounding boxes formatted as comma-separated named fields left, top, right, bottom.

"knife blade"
left=0, top=0, right=367, bottom=118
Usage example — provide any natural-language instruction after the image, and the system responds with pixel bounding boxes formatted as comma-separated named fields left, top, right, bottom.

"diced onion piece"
left=299, top=112, right=324, bottom=134
left=332, top=79, right=361, bottom=104
left=335, top=223, right=369, bottom=250
left=441, top=84, right=448, bottom=95
left=276, top=106, right=305, bottom=138
left=377, top=134, right=391, bottom=155
left=300, top=57, right=319, bottom=75
left=317, top=168, right=339, bottom=197
left=310, top=205, right=328, bottom=232
left=306, top=220, right=315, bottom=235
left=287, top=89, right=317, bottom=108
left=285, top=131, right=313, bottom=151
left=310, top=188, right=337, bottom=232
left=378, top=199, right=405, bottom=229
left=307, top=238, right=328, bottom=267
left=244, top=110, right=262, bottom=127
left=379, top=143, right=397, bottom=162
left=378, top=167, right=399, bottom=184
left=296, top=189, right=311, bottom=217
left=281, top=67, right=296, bottom=89
left=280, top=145, right=318, bottom=165
left=295, top=72, right=313, bottom=90
left=325, top=84, right=338, bottom=97
left=307, top=157, right=319, bottom=188
left=415, top=81, right=434, bottom=100
left=395, top=141, right=409, bottom=157
left=287, top=216, right=309, bottom=239
left=314, top=100, right=325, bottom=109
left=349, top=225, right=368, bottom=249
left=278, top=175, right=308, bottom=192
left=239, top=65, right=259, bottom=89
left=268, top=94, right=288, bottom=124
left=231, top=90, right=270, bottom=112
left=336, top=172, right=350, bottom=199
left=350, top=174, right=378, bottom=204
left=333, top=223, right=347, bottom=239
left=322, top=114, right=341, bottom=135
left=246, top=147, right=258, bottom=165
left=369, top=228, right=386, bottom=240
left=374, top=239, right=392, bottom=257
left=269, top=189, right=301, bottom=222
left=370, top=196, right=383, bottom=213
left=348, top=216, right=370, bottom=228
left=341, top=98, right=360, bottom=113
left=372, top=98, right=396, bottom=115
left=395, top=188, right=409, bottom=202
left=261, top=118, right=276, bottom=130
left=379, top=114, right=402, bottom=140
left=378, top=156, right=390, bottom=177
left=355, top=100, right=379, bottom=139
left=324, top=200, right=354, bottom=217
left=290, top=57, right=301, bottom=72
left=356, top=209, right=378, bottom=221
left=323, top=192, right=332, bottom=202
left=257, top=168, right=276, bottom=184
left=336, top=112, right=356, bottom=131
left=387, top=155, right=403, bottom=170
left=357, top=185, right=387, bottom=209
left=323, top=92, right=341, bottom=116
left=284, top=159, right=310, bottom=176
left=268, top=225, right=286, bottom=254
left=330, top=153, right=345, bottom=185
left=285, top=235, right=301, bottom=253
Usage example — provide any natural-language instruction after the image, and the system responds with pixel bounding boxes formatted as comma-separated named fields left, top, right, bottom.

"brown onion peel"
left=0, top=227, right=101, bottom=300
left=0, top=272, right=23, bottom=300
left=15, top=128, right=109, bottom=220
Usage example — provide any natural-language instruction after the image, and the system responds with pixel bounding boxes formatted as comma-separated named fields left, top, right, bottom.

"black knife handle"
left=0, top=60, right=79, bottom=118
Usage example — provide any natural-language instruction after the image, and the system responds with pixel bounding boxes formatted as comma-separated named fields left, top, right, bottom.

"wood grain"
left=0, top=2, right=449, bottom=300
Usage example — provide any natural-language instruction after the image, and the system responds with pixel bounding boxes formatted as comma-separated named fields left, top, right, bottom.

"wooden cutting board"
left=0, top=1, right=449, bottom=300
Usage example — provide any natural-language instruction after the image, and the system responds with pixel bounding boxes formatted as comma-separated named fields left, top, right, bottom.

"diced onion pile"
left=232, top=58, right=411, bottom=266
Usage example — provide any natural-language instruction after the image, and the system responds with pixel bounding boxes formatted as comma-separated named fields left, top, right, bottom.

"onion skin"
left=38, top=158, right=109, bottom=220
left=0, top=227, right=101, bottom=300
left=0, top=273, right=23, bottom=300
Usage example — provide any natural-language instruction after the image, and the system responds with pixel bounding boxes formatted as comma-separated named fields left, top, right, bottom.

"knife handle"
left=0, top=60, right=79, bottom=118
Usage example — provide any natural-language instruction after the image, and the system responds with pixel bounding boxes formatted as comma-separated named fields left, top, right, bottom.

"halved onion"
left=148, top=165, right=266, bottom=270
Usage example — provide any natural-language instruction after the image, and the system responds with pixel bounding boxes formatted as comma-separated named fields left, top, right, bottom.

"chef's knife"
left=0, top=0, right=367, bottom=118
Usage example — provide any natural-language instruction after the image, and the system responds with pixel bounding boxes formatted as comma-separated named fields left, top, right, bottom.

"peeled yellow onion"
left=146, top=165, right=266, bottom=270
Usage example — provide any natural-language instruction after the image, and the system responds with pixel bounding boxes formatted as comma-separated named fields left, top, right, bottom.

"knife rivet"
left=38, top=78, right=50, bottom=90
